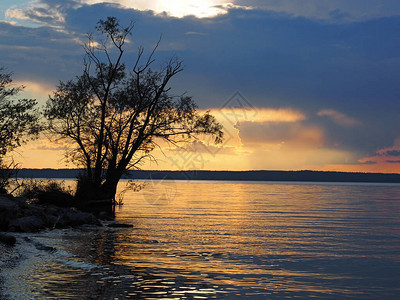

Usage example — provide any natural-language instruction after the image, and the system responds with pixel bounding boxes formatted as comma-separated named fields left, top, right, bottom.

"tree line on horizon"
left=0, top=17, right=223, bottom=210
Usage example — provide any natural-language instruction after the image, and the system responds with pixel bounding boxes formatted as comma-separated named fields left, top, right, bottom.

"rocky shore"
left=0, top=192, right=135, bottom=299
left=0, top=193, right=101, bottom=246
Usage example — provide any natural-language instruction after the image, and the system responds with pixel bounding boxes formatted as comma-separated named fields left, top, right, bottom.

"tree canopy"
left=0, top=68, right=40, bottom=191
left=0, top=69, right=40, bottom=158
left=45, top=17, right=223, bottom=204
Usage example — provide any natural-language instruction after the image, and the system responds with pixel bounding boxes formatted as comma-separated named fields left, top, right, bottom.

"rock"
left=0, top=197, right=19, bottom=231
left=43, top=214, right=60, bottom=228
left=57, top=208, right=100, bottom=228
left=0, top=233, right=16, bottom=246
left=98, top=211, right=115, bottom=221
left=8, top=216, right=46, bottom=232
left=1, top=193, right=102, bottom=232
left=44, top=205, right=62, bottom=216
left=0, top=196, right=18, bottom=211
left=33, top=242, right=56, bottom=252
left=13, top=196, right=28, bottom=205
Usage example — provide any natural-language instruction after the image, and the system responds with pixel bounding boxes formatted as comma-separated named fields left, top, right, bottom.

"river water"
left=1, top=180, right=400, bottom=299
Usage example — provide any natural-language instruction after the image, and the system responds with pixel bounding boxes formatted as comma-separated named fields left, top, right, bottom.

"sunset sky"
left=1, top=0, right=400, bottom=172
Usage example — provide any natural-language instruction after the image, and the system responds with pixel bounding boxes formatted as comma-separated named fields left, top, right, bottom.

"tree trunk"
left=75, top=167, right=124, bottom=217
left=100, top=179, right=119, bottom=202
left=75, top=175, right=113, bottom=216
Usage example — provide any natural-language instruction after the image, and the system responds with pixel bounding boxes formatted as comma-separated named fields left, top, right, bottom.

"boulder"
left=0, top=233, right=16, bottom=246
left=8, top=216, right=46, bottom=232
left=57, top=208, right=100, bottom=228
left=0, top=196, right=19, bottom=231
left=44, top=205, right=63, bottom=216
left=43, top=214, right=60, bottom=228
left=0, top=196, right=18, bottom=211
left=1, top=194, right=101, bottom=232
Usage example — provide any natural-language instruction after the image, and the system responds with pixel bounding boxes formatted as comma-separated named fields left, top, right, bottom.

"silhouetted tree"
left=0, top=68, right=40, bottom=192
left=45, top=17, right=223, bottom=206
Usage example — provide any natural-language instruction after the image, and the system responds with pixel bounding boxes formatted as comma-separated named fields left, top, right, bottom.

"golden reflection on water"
left=108, top=181, right=400, bottom=297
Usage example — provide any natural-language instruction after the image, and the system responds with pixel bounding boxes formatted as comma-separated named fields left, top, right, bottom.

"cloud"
left=83, top=0, right=255, bottom=19
left=0, top=21, right=83, bottom=86
left=386, top=160, right=400, bottom=164
left=6, top=0, right=234, bottom=24
left=209, top=107, right=306, bottom=125
left=7, top=7, right=64, bottom=26
left=3, top=1, right=400, bottom=112
left=7, top=0, right=400, bottom=30
left=14, top=80, right=54, bottom=98
left=5, top=0, right=77, bottom=27
left=358, top=160, right=377, bottom=165
left=23, top=137, right=71, bottom=151
left=350, top=138, right=400, bottom=171
left=236, top=0, right=400, bottom=22
left=168, top=140, right=237, bottom=155
left=378, top=149, right=400, bottom=157
left=385, top=150, right=400, bottom=156
left=245, top=146, right=358, bottom=171
left=238, top=121, right=325, bottom=149
left=317, top=109, right=360, bottom=127
left=376, top=139, right=400, bottom=157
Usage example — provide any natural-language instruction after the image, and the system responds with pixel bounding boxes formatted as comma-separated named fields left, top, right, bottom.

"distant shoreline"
left=14, top=169, right=400, bottom=184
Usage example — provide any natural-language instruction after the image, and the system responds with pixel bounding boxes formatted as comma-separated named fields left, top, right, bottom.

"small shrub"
left=18, top=179, right=76, bottom=207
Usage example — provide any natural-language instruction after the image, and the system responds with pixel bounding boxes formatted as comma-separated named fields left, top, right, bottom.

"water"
left=1, top=180, right=400, bottom=299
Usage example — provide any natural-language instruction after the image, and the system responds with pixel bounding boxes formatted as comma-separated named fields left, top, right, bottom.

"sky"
left=1, top=0, right=400, bottom=173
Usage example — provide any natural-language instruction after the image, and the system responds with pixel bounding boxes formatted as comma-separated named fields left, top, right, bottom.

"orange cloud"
left=208, top=107, right=306, bottom=125
left=375, top=138, right=400, bottom=157
left=238, top=122, right=325, bottom=149
left=321, top=137, right=400, bottom=173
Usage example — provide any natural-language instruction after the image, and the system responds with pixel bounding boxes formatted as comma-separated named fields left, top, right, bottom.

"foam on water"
left=1, top=232, right=58, bottom=299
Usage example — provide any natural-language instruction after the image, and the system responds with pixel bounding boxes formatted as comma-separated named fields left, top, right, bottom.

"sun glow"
left=150, top=0, right=228, bottom=18
left=86, top=0, right=232, bottom=18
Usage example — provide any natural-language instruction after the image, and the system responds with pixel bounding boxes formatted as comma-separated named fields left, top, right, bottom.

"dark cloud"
left=0, top=21, right=82, bottom=85
left=308, top=113, right=396, bottom=156
left=382, top=150, right=400, bottom=157
left=387, top=160, right=400, bottom=164
left=238, top=0, right=400, bottom=22
left=88, top=6, right=391, bottom=113
left=358, top=161, right=377, bottom=165
left=3, top=3, right=400, bottom=110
